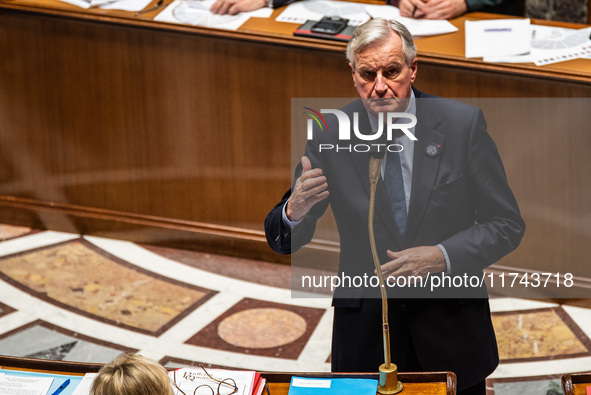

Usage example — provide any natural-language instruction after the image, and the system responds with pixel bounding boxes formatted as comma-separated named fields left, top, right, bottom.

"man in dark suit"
left=265, top=18, right=524, bottom=395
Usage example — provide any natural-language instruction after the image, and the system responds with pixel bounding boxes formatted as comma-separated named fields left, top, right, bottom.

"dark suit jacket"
left=264, top=89, right=525, bottom=389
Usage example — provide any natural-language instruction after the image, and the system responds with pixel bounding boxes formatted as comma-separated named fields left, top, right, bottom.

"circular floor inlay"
left=217, top=308, right=307, bottom=349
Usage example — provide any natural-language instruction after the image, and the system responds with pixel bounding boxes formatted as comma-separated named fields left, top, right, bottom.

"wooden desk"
left=0, top=0, right=590, bottom=273
left=266, top=372, right=456, bottom=394
left=0, top=355, right=456, bottom=394
left=562, top=372, right=591, bottom=395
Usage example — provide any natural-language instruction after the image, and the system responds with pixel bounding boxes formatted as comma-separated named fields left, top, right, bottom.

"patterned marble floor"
left=0, top=224, right=590, bottom=394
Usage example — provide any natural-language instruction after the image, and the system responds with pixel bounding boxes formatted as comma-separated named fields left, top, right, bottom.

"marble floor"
left=0, top=224, right=590, bottom=394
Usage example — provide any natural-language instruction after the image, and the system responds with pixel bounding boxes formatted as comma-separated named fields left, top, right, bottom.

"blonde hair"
left=91, top=353, right=174, bottom=395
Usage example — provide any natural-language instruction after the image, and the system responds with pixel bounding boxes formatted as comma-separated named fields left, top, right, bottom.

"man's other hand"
left=210, top=0, right=266, bottom=15
left=287, top=156, right=329, bottom=221
left=398, top=0, right=467, bottom=19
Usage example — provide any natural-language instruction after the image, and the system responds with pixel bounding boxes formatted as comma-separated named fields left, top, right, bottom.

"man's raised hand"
left=287, top=156, right=329, bottom=221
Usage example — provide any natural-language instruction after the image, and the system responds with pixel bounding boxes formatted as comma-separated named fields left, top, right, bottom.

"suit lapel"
left=405, top=97, right=445, bottom=245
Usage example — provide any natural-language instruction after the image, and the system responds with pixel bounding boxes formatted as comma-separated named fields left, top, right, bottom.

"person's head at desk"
left=391, top=0, right=524, bottom=20
left=91, top=353, right=174, bottom=395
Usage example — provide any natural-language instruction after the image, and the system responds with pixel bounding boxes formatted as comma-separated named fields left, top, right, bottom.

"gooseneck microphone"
left=368, top=142, right=404, bottom=394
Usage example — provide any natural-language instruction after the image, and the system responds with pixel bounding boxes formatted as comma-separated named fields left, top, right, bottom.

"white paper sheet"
left=482, top=25, right=591, bottom=65
left=154, top=0, right=271, bottom=30
left=531, top=26, right=591, bottom=65
left=465, top=18, right=531, bottom=58
left=60, top=0, right=152, bottom=11
left=98, top=0, right=153, bottom=12
left=169, top=368, right=257, bottom=395
left=364, top=4, right=457, bottom=37
left=0, top=374, right=53, bottom=395
left=275, top=0, right=370, bottom=26
left=59, top=0, right=92, bottom=9
left=71, top=373, right=98, bottom=395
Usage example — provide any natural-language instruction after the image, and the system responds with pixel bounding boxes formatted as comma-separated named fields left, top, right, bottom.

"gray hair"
left=346, top=18, right=417, bottom=68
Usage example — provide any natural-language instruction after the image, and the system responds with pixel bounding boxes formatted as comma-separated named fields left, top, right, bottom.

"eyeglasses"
left=172, top=366, right=238, bottom=395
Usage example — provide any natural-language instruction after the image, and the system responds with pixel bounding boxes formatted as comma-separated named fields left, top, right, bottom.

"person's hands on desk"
left=398, top=0, right=467, bottom=19
left=210, top=0, right=266, bottom=14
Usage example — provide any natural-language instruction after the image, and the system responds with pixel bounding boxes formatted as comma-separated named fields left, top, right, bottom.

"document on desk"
left=0, top=369, right=84, bottom=395
left=364, top=4, right=457, bottom=37
left=0, top=374, right=53, bottom=395
left=154, top=0, right=272, bottom=30
left=465, top=18, right=531, bottom=58
left=59, top=0, right=93, bottom=9
left=59, top=0, right=152, bottom=11
left=97, top=0, right=153, bottom=12
left=482, top=25, right=591, bottom=65
left=70, top=373, right=97, bottom=395
left=526, top=25, right=591, bottom=65
left=275, top=0, right=371, bottom=26
left=288, top=377, right=378, bottom=395
left=169, top=368, right=258, bottom=395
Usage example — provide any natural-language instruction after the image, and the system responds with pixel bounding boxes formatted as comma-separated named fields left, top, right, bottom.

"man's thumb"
left=301, top=156, right=312, bottom=172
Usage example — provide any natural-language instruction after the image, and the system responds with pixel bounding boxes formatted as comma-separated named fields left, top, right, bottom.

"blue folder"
left=288, top=376, right=378, bottom=395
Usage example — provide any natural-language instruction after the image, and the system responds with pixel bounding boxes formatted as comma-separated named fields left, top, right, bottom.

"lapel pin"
left=425, top=143, right=440, bottom=158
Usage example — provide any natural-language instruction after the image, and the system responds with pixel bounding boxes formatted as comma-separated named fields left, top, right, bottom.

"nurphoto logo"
left=304, top=107, right=417, bottom=153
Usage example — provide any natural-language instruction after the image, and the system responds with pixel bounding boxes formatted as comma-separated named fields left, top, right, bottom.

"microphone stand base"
left=377, top=363, right=404, bottom=394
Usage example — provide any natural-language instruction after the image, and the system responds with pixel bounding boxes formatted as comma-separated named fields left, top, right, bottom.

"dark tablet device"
left=310, top=16, right=349, bottom=35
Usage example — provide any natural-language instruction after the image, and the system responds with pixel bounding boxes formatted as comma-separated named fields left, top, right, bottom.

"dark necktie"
left=385, top=151, right=407, bottom=236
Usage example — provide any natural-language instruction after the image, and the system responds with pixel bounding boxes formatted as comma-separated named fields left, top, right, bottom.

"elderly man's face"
left=350, top=32, right=418, bottom=115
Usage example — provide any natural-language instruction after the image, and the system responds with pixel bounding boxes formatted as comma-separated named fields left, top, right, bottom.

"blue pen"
left=51, top=379, right=71, bottom=395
